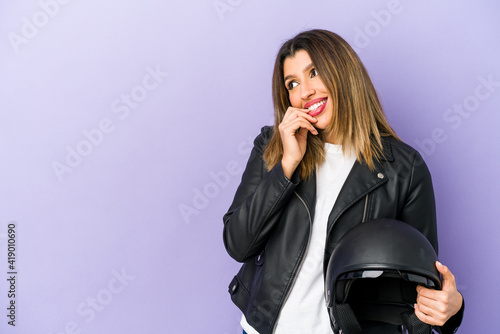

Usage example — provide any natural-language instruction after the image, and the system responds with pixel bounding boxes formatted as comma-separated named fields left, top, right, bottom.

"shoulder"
left=381, top=136, right=424, bottom=163
left=381, top=136, right=433, bottom=183
left=259, top=125, right=274, bottom=141
left=254, top=125, right=275, bottom=149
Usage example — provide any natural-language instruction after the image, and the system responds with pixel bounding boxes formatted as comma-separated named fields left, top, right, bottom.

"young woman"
left=223, top=29, right=463, bottom=334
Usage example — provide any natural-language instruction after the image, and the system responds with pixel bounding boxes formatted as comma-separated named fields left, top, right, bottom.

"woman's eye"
left=311, top=69, right=318, bottom=78
left=287, top=81, right=299, bottom=90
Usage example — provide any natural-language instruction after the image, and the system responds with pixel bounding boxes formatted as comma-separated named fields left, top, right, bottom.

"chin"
left=315, top=119, right=330, bottom=130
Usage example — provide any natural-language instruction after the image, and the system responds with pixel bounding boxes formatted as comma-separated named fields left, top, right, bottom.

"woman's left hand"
left=414, top=261, right=463, bottom=326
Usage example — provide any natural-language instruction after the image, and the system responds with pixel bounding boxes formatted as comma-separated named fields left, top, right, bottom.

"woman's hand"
left=415, top=261, right=463, bottom=326
left=279, top=107, right=318, bottom=179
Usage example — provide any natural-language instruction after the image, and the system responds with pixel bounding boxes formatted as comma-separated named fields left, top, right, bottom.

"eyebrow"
left=284, top=63, right=315, bottom=83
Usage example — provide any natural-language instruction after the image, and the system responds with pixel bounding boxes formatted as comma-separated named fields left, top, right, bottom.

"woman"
left=223, top=29, right=463, bottom=334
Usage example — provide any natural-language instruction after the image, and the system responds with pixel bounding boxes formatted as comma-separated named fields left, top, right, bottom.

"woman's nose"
left=300, top=82, right=315, bottom=100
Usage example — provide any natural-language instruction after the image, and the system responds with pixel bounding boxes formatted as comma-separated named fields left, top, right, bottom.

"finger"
left=287, top=113, right=318, bottom=127
left=417, top=301, right=449, bottom=326
left=284, top=113, right=317, bottom=127
left=436, top=261, right=456, bottom=290
left=416, top=292, right=447, bottom=314
left=416, top=285, right=440, bottom=301
left=281, top=118, right=318, bottom=135
left=414, top=303, right=446, bottom=326
left=283, top=107, right=307, bottom=118
left=295, top=120, right=318, bottom=135
left=283, top=107, right=318, bottom=123
left=285, top=106, right=310, bottom=113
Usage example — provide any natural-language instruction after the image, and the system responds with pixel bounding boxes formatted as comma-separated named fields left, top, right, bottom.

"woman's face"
left=283, top=50, right=333, bottom=130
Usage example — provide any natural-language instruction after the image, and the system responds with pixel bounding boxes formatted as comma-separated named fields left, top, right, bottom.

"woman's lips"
left=304, top=97, right=327, bottom=117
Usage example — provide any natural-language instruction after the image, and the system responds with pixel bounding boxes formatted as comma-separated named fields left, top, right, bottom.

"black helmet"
left=325, top=218, right=441, bottom=334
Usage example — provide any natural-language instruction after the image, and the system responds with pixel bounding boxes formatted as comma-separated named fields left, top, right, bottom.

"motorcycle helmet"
left=325, top=218, right=441, bottom=334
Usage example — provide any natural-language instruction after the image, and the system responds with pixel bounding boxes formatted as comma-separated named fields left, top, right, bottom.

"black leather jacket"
left=223, top=126, right=463, bottom=334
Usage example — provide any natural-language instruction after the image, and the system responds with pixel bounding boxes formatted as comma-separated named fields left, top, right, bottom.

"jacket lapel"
left=294, top=171, right=317, bottom=221
left=326, top=138, right=394, bottom=234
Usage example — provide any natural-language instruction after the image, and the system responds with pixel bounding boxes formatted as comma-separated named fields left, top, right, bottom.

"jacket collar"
left=380, top=136, right=395, bottom=162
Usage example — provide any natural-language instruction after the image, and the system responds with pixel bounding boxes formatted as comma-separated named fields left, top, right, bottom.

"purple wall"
left=1, top=0, right=498, bottom=332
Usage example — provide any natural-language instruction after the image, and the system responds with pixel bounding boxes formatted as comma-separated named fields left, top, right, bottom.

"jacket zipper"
left=362, top=193, right=369, bottom=223
left=272, top=191, right=313, bottom=333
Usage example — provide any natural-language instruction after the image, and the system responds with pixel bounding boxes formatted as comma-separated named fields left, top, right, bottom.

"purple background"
left=1, top=0, right=498, bottom=333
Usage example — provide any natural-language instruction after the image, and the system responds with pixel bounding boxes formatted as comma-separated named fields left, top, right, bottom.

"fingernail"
left=436, top=261, right=443, bottom=267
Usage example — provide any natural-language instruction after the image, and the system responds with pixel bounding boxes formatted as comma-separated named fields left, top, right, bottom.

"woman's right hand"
left=278, top=106, right=318, bottom=179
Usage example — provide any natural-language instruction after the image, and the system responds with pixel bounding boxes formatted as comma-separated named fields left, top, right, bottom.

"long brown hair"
left=263, top=29, right=399, bottom=179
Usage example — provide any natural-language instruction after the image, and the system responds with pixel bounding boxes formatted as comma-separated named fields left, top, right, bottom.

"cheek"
left=288, top=93, right=301, bottom=108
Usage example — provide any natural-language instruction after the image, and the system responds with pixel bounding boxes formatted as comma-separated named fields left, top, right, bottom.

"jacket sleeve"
left=398, top=150, right=464, bottom=333
left=222, top=127, right=300, bottom=263
left=398, top=150, right=438, bottom=253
